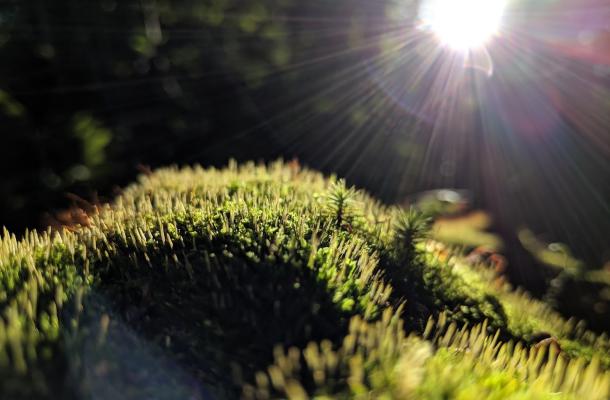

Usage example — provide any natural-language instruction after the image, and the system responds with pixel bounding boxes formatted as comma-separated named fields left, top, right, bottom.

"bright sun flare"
left=420, top=0, right=507, bottom=51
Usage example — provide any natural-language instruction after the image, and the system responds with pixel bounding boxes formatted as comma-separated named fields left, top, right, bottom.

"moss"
left=0, top=161, right=608, bottom=399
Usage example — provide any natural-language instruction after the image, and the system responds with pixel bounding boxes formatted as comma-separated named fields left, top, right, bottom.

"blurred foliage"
left=0, top=89, right=25, bottom=117
left=407, top=190, right=504, bottom=251
left=519, top=229, right=583, bottom=274
left=432, top=211, right=504, bottom=252
left=73, top=113, right=112, bottom=169
left=517, top=228, right=610, bottom=333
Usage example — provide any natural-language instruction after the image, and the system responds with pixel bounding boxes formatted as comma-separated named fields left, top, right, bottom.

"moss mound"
left=0, top=161, right=608, bottom=399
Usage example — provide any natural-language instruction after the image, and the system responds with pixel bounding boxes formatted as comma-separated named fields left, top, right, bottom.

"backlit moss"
left=0, top=161, right=607, bottom=399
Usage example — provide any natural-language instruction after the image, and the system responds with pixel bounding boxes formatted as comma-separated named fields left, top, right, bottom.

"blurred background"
left=0, top=1, right=608, bottom=327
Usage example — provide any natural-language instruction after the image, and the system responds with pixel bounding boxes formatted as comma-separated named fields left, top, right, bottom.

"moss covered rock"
left=0, top=161, right=608, bottom=399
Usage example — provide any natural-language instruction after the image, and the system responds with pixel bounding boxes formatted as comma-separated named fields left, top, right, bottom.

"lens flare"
left=419, top=0, right=507, bottom=51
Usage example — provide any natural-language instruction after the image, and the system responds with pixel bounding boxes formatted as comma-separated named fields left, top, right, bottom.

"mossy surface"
left=0, top=161, right=608, bottom=399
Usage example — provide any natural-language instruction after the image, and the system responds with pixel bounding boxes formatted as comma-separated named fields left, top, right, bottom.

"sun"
left=419, top=0, right=507, bottom=51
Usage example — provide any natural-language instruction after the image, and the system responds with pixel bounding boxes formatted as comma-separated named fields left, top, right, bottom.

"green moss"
left=0, top=161, right=608, bottom=399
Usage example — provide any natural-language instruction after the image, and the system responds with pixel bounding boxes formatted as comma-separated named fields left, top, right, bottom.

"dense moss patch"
left=0, top=161, right=608, bottom=399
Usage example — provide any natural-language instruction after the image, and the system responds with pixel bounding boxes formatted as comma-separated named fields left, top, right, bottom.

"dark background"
left=0, top=0, right=608, bottom=280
